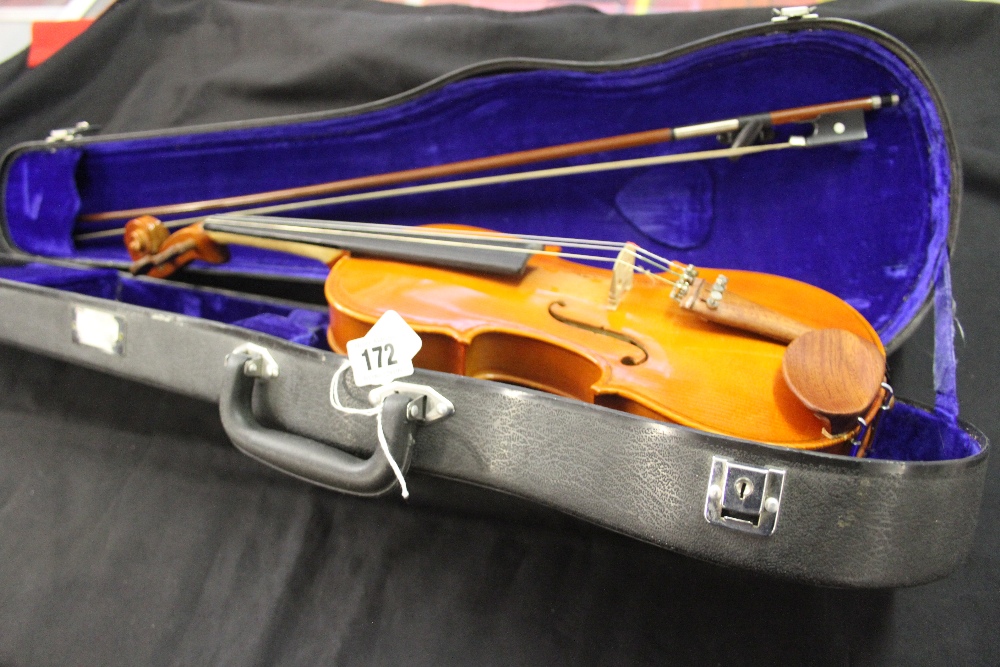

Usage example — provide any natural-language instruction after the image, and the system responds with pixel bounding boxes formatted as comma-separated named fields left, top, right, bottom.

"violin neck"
left=202, top=215, right=540, bottom=275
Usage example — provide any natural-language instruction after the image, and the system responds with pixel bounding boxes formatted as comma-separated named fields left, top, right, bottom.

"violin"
left=122, top=213, right=889, bottom=453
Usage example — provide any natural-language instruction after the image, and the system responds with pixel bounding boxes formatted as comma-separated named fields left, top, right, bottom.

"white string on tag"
left=376, top=407, right=408, bottom=499
left=329, top=361, right=409, bottom=499
left=329, top=361, right=381, bottom=416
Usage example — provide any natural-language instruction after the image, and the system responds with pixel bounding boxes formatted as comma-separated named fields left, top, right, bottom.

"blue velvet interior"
left=0, top=263, right=329, bottom=348
left=866, top=402, right=980, bottom=462
left=5, top=30, right=952, bottom=341
left=1, top=28, right=977, bottom=461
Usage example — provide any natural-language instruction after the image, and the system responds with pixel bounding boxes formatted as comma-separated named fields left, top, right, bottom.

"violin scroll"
left=124, top=216, right=229, bottom=278
left=124, top=215, right=170, bottom=258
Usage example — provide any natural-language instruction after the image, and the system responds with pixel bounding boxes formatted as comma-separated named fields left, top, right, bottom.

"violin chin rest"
left=781, top=328, right=886, bottom=422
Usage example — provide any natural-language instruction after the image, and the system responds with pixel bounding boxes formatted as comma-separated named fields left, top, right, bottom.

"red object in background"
left=27, top=19, right=94, bottom=68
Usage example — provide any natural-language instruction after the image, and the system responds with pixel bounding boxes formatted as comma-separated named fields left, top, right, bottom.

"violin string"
left=73, top=140, right=798, bottom=243
left=221, top=215, right=628, bottom=251
left=210, top=218, right=667, bottom=273
left=230, top=215, right=627, bottom=248
left=635, top=266, right=676, bottom=287
left=208, top=214, right=692, bottom=275
left=78, top=210, right=682, bottom=276
left=200, top=216, right=688, bottom=281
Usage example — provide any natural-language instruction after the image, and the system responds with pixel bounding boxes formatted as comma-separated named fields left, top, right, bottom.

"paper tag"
left=345, top=310, right=422, bottom=387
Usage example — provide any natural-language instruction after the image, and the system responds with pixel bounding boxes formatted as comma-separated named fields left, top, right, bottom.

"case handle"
left=219, top=350, right=416, bottom=496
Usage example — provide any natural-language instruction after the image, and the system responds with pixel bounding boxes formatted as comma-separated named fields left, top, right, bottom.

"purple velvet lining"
left=862, top=256, right=974, bottom=461
left=0, top=263, right=329, bottom=347
left=5, top=148, right=82, bottom=257
left=866, top=402, right=978, bottom=462
left=116, top=280, right=330, bottom=348
left=933, top=253, right=960, bottom=420
left=230, top=310, right=329, bottom=348
left=6, top=29, right=952, bottom=339
left=0, top=263, right=118, bottom=299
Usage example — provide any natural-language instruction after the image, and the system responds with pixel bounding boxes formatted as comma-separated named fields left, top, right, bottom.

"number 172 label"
left=345, top=310, right=423, bottom=386
left=360, top=342, right=397, bottom=372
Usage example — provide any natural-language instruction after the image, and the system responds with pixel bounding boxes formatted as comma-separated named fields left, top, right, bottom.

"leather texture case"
left=0, top=14, right=988, bottom=587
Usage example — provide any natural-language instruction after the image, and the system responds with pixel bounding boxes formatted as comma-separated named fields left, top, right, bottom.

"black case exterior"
left=0, top=0, right=990, bottom=588
left=0, top=273, right=987, bottom=588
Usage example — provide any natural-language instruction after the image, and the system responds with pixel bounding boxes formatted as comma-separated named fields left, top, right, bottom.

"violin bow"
left=75, top=93, right=899, bottom=237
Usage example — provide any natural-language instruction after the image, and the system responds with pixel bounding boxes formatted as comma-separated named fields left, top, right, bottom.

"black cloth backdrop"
left=1, top=0, right=998, bottom=663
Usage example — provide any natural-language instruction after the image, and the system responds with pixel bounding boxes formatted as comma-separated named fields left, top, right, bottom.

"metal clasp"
left=705, top=457, right=785, bottom=536
left=772, top=6, right=818, bottom=21
left=46, top=121, right=97, bottom=143
left=368, top=381, right=455, bottom=424
left=230, top=342, right=280, bottom=378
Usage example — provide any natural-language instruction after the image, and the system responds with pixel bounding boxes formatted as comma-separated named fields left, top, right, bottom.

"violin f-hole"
left=547, top=300, right=648, bottom=366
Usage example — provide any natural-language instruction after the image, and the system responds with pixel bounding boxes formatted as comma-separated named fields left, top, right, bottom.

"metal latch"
left=368, top=381, right=455, bottom=424
left=231, top=342, right=280, bottom=378
left=705, top=456, right=785, bottom=535
left=772, top=6, right=818, bottom=21
left=46, top=121, right=97, bottom=143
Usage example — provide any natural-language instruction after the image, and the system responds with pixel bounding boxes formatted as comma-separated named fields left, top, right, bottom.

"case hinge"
left=771, top=6, right=818, bottom=22
left=705, top=456, right=785, bottom=536
left=46, top=121, right=97, bottom=143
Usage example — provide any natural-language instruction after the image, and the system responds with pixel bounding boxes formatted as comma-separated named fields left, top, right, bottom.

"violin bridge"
left=608, top=243, right=638, bottom=310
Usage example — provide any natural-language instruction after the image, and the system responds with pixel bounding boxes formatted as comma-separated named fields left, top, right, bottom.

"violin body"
left=324, top=244, right=883, bottom=449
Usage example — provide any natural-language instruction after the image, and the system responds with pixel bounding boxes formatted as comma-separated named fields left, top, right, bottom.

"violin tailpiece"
left=677, top=277, right=812, bottom=344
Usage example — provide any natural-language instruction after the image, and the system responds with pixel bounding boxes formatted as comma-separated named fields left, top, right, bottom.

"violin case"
left=0, top=6, right=988, bottom=589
